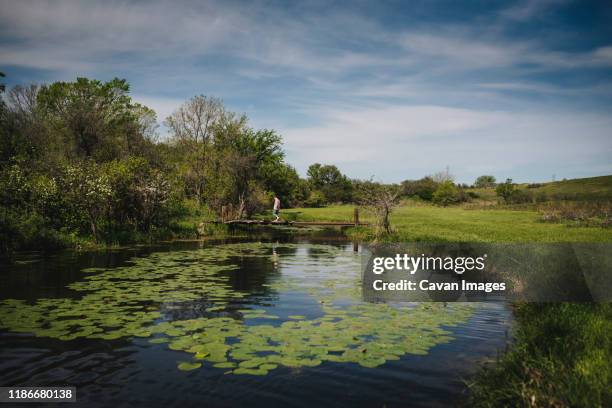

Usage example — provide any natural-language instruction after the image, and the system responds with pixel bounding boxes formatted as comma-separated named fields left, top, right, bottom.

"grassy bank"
left=285, top=203, right=611, bottom=407
left=468, top=303, right=611, bottom=407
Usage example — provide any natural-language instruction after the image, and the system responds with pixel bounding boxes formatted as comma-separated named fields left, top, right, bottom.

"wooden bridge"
left=204, top=208, right=368, bottom=227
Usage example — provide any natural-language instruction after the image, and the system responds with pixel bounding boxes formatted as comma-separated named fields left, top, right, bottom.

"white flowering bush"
left=56, top=163, right=113, bottom=240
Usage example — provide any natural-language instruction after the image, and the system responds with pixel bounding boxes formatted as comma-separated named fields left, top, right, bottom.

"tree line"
left=0, top=76, right=301, bottom=253
left=0, top=74, right=520, bottom=253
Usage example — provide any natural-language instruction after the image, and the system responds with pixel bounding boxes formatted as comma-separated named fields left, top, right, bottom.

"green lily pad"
left=178, top=361, right=202, bottom=371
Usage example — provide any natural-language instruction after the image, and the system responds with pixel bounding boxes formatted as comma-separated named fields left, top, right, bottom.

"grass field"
left=283, top=203, right=612, bottom=242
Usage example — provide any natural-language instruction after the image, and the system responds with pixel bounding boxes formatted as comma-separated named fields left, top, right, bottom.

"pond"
left=0, top=234, right=512, bottom=407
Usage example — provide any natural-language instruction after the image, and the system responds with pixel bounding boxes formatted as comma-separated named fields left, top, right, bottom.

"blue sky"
left=1, top=0, right=611, bottom=183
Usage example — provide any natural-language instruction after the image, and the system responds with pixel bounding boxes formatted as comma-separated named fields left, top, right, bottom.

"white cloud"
left=1, top=0, right=611, bottom=182
left=501, top=0, right=569, bottom=21
left=282, top=104, right=612, bottom=183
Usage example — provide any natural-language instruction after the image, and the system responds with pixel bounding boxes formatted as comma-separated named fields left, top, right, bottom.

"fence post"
left=354, top=208, right=359, bottom=226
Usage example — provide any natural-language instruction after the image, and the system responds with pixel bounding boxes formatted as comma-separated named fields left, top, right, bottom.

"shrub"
left=507, top=189, right=533, bottom=204
left=304, top=190, right=326, bottom=208
left=56, top=162, right=112, bottom=240
left=401, top=177, right=438, bottom=201
left=535, top=192, right=548, bottom=203
left=527, top=183, right=543, bottom=189
left=496, top=179, right=515, bottom=203
left=432, top=180, right=460, bottom=206
left=103, top=157, right=174, bottom=232
left=538, top=201, right=612, bottom=228
left=474, top=175, right=496, bottom=188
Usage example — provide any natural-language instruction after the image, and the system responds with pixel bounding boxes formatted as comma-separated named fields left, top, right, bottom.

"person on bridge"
left=272, top=195, right=281, bottom=222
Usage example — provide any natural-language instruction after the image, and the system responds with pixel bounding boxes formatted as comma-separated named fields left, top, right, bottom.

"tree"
left=432, top=180, right=459, bottom=206
left=165, top=95, right=232, bottom=204
left=400, top=176, right=438, bottom=201
left=496, top=178, right=515, bottom=203
left=164, top=95, right=224, bottom=144
left=57, top=162, right=112, bottom=241
left=306, top=163, right=353, bottom=203
left=475, top=175, right=496, bottom=188
left=204, top=118, right=287, bottom=217
left=356, top=181, right=400, bottom=236
left=37, top=77, right=150, bottom=162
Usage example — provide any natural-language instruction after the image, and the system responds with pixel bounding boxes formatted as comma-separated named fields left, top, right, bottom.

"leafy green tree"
left=165, top=95, right=225, bottom=203
left=400, top=177, right=438, bottom=201
left=306, top=163, right=353, bottom=203
left=0, top=84, right=44, bottom=166
left=475, top=175, right=496, bottom=188
left=304, top=190, right=326, bottom=208
left=103, top=157, right=172, bottom=232
left=496, top=178, right=516, bottom=203
left=37, top=77, right=149, bottom=161
left=432, top=180, right=460, bottom=206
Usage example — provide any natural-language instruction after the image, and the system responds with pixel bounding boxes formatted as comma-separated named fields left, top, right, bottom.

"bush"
left=304, top=190, right=326, bottom=207
left=103, top=157, right=174, bottom=232
left=474, top=175, right=496, bottom=188
left=0, top=209, right=69, bottom=257
left=401, top=177, right=438, bottom=201
left=496, top=179, right=515, bottom=203
left=432, top=180, right=460, bottom=206
left=538, top=201, right=612, bottom=227
left=507, top=189, right=533, bottom=204
left=535, top=192, right=548, bottom=203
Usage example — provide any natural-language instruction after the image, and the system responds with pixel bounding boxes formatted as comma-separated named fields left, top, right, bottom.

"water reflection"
left=0, top=238, right=512, bottom=407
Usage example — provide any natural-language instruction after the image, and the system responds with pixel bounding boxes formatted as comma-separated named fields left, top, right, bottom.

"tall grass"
left=468, top=303, right=611, bottom=407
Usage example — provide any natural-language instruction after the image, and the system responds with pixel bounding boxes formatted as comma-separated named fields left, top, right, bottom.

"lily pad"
left=177, top=361, right=202, bottom=371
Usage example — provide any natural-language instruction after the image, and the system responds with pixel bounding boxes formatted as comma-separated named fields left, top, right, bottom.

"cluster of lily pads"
left=0, top=243, right=473, bottom=375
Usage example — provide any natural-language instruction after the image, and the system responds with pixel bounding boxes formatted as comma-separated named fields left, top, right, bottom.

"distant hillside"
left=520, top=175, right=612, bottom=201
left=468, top=175, right=612, bottom=202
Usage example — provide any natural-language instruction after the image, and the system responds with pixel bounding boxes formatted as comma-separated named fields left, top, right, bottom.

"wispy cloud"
left=1, top=0, right=610, bottom=182
left=500, top=0, right=570, bottom=21
left=282, top=104, right=612, bottom=182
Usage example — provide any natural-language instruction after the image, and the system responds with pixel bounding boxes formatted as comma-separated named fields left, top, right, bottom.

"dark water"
left=0, top=235, right=512, bottom=407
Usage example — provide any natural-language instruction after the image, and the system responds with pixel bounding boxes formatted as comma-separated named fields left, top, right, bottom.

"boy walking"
left=272, top=195, right=281, bottom=222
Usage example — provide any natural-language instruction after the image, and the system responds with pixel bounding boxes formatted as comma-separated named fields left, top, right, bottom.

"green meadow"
left=283, top=203, right=612, bottom=243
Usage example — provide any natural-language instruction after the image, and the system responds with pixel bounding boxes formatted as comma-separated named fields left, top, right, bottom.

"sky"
left=1, top=0, right=611, bottom=183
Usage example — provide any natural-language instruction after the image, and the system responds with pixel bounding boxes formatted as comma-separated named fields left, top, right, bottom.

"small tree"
left=400, top=176, right=438, bottom=201
left=306, top=163, right=353, bottom=203
left=474, top=175, right=496, bottom=188
left=432, top=180, right=459, bottom=206
left=357, top=181, right=400, bottom=237
left=58, top=163, right=112, bottom=241
left=495, top=178, right=515, bottom=203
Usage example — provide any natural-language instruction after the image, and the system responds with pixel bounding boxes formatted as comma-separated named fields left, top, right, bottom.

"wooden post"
left=221, top=205, right=226, bottom=222
left=354, top=207, right=359, bottom=226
